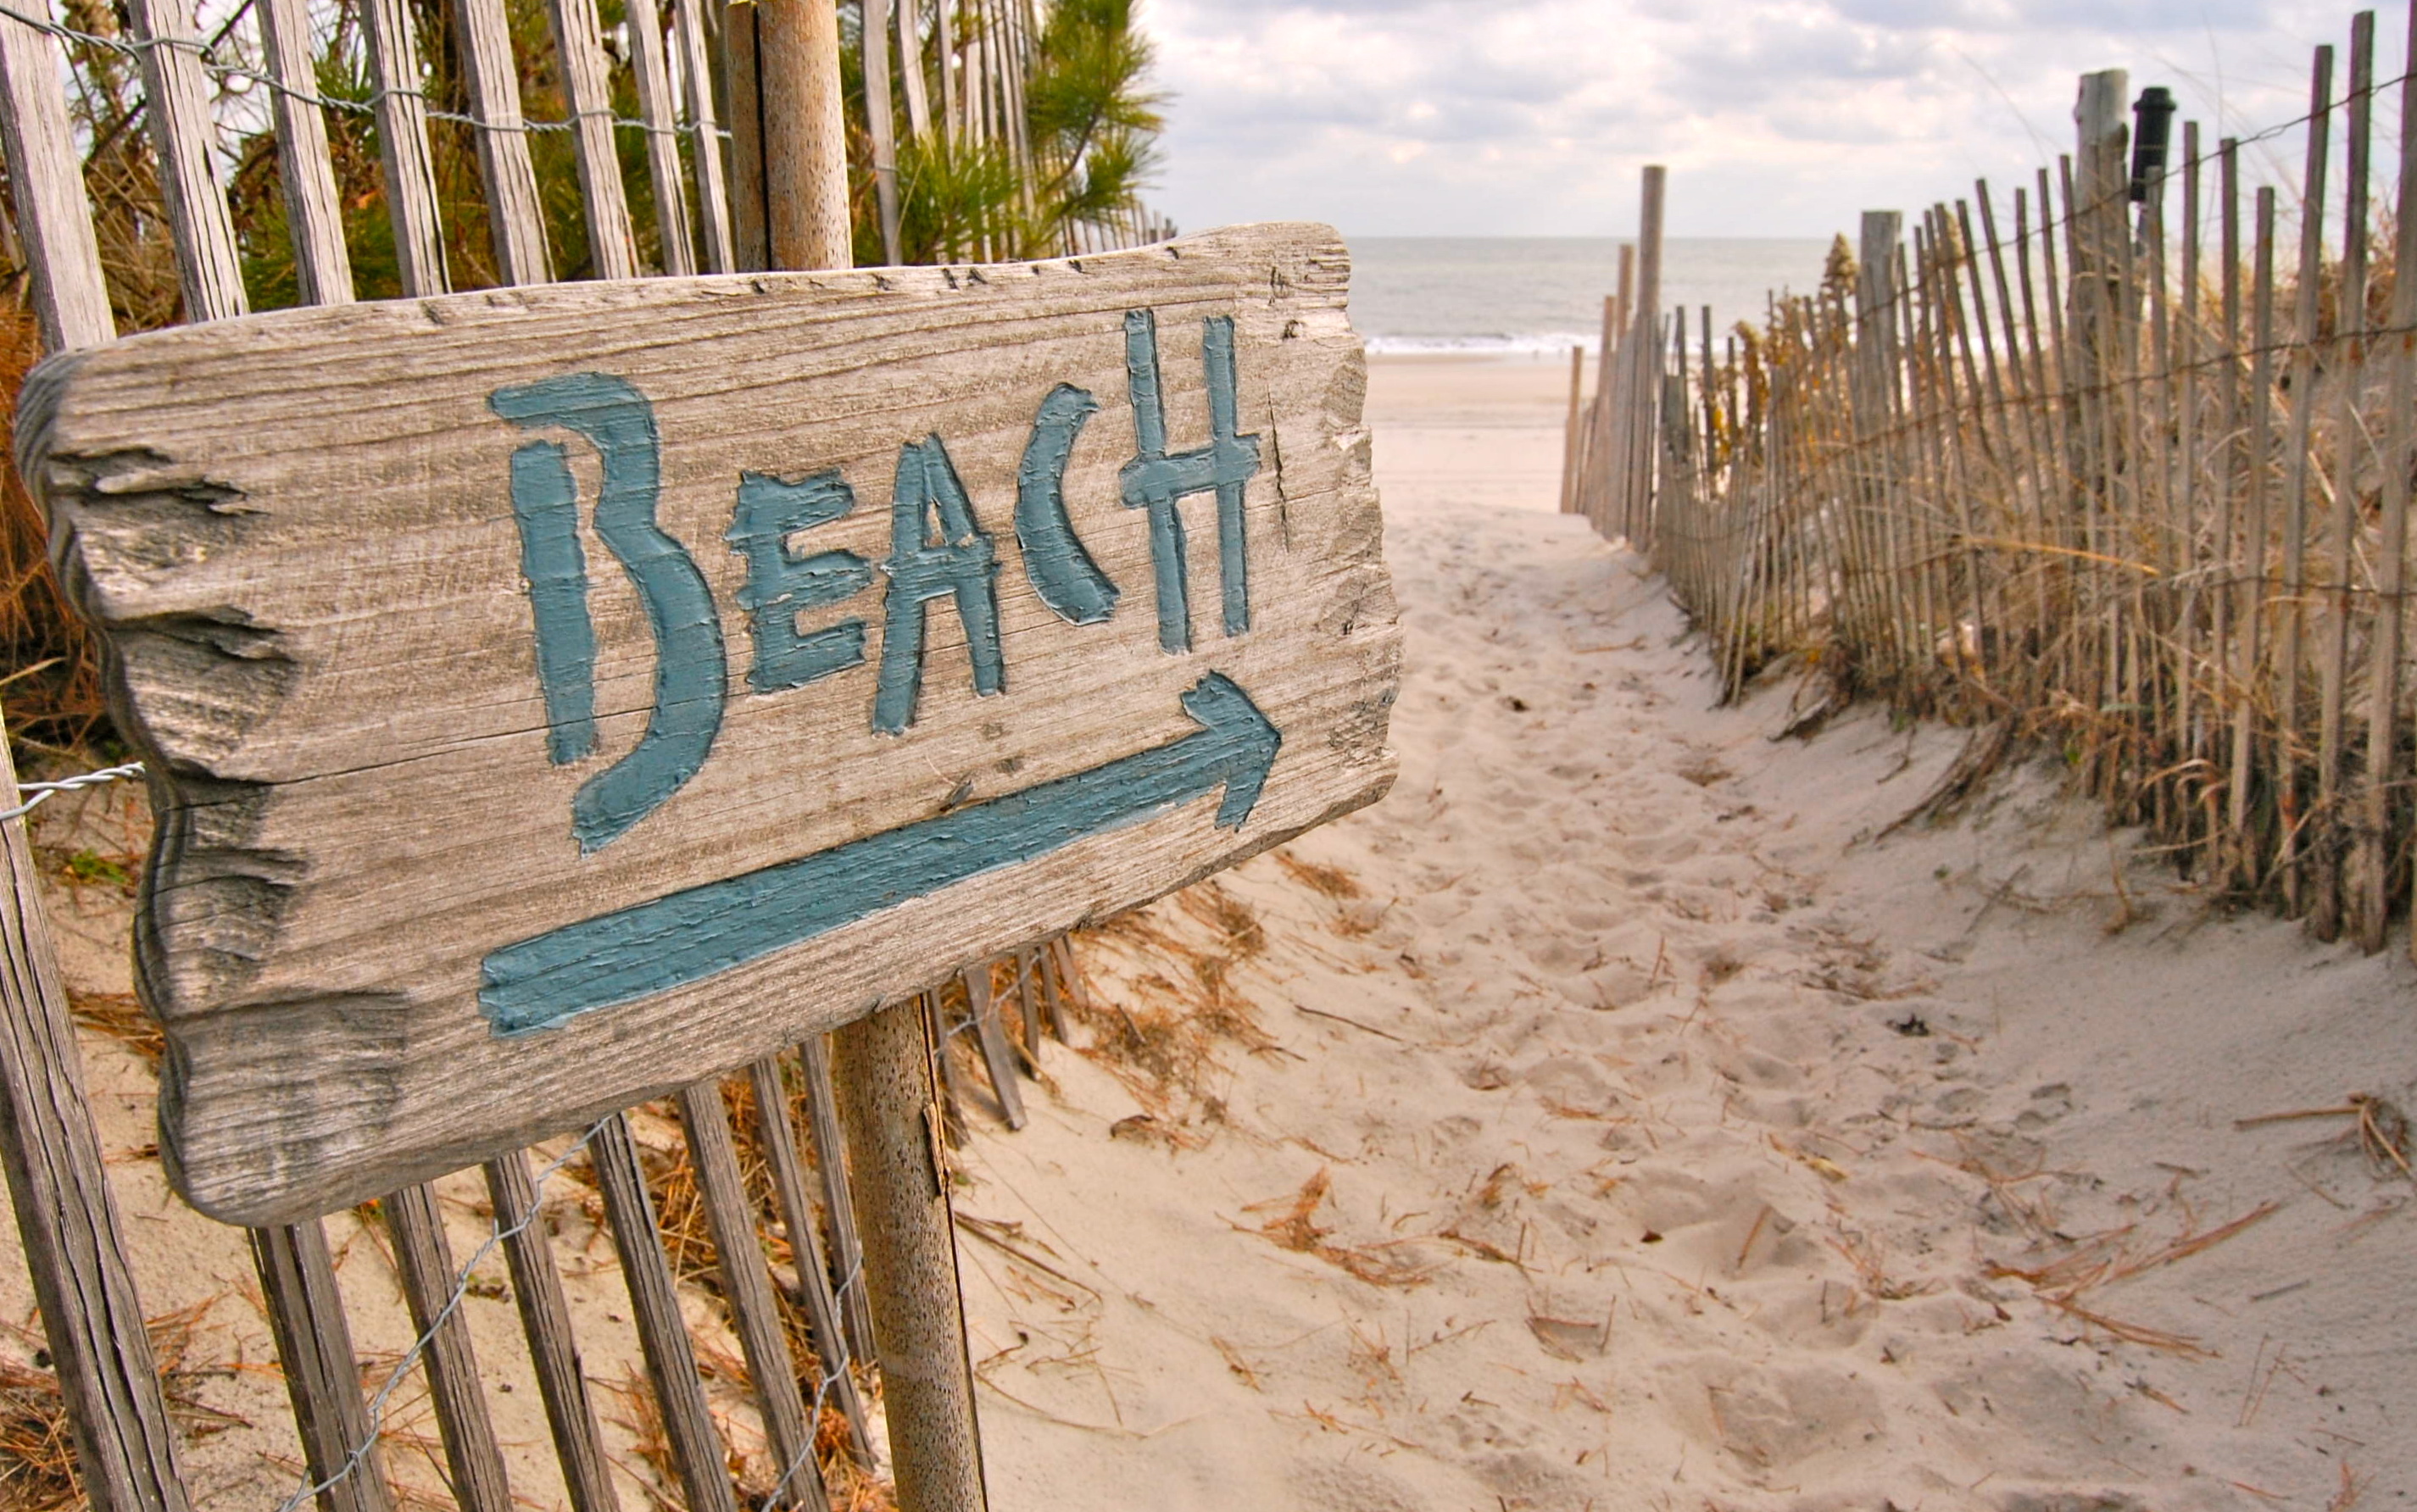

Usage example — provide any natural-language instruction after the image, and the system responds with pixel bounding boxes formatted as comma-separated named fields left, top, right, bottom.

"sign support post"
left=755, top=5, right=991, bottom=1507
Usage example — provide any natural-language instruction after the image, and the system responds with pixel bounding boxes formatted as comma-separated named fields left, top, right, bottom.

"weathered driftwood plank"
left=0, top=0, right=114, bottom=350
left=0, top=727, right=190, bottom=1511
left=24, top=225, right=1397, bottom=1224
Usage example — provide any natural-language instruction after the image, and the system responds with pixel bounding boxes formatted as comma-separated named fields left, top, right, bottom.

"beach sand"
left=958, top=354, right=2417, bottom=1510
left=6, top=352, right=2413, bottom=1509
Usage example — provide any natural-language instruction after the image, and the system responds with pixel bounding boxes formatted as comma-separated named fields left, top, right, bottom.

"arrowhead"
left=1181, top=672, right=1282, bottom=830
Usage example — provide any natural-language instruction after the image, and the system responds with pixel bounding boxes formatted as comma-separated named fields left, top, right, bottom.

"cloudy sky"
left=1137, top=0, right=2392, bottom=238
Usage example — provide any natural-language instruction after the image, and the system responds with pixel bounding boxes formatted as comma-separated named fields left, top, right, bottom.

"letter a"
left=872, top=436, right=1005, bottom=734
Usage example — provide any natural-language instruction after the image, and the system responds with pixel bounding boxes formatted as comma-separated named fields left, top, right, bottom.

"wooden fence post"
left=1627, top=165, right=1667, bottom=546
left=832, top=1002, right=989, bottom=1512
left=0, top=722, right=191, bottom=1512
left=752, top=5, right=991, bottom=1505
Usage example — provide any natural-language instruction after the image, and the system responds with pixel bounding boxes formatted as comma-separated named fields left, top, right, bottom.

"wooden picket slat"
left=452, top=0, right=554, bottom=286
left=671, top=0, right=735, bottom=272
left=962, top=964, right=1028, bottom=1129
left=672, top=1081, right=827, bottom=1509
left=482, top=1150, right=623, bottom=1512
left=743, top=1056, right=876, bottom=1465
left=545, top=0, right=639, bottom=279
left=361, top=0, right=448, bottom=297
left=380, top=1185, right=514, bottom=1512
left=796, top=1036, right=878, bottom=1367
left=625, top=0, right=697, bottom=275
left=589, top=1114, right=741, bottom=1512
left=251, top=1221, right=397, bottom=1512
left=124, top=0, right=246, bottom=320
left=255, top=0, right=354, bottom=306
left=0, top=0, right=113, bottom=348
left=0, top=728, right=189, bottom=1512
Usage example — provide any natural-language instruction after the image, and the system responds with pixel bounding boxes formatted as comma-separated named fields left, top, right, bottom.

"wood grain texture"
left=832, top=1000, right=986, bottom=1512
left=672, top=1082, right=826, bottom=1508
left=0, top=0, right=113, bottom=349
left=25, top=225, right=1398, bottom=1224
left=361, top=0, right=448, bottom=297
left=0, top=728, right=189, bottom=1510
left=744, top=1054, right=873, bottom=1463
left=125, top=0, right=247, bottom=321
left=251, top=1221, right=395, bottom=1512
left=380, top=1183, right=514, bottom=1512
left=588, top=1114, right=739, bottom=1512
left=623, top=0, right=696, bottom=277
left=451, top=0, right=553, bottom=286
left=544, top=0, right=637, bottom=280
left=482, top=1149, right=622, bottom=1512
left=257, top=0, right=354, bottom=306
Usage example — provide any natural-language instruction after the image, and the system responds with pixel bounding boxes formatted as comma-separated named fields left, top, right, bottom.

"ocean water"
left=1347, top=236, right=1837, bottom=357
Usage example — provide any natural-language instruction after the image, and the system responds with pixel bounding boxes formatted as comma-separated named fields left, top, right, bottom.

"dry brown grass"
left=0, top=305, right=107, bottom=756
left=0, top=1301, right=246, bottom=1510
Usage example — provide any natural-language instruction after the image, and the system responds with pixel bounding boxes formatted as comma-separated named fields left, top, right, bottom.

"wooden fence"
left=1568, top=6, right=2417, bottom=954
left=0, top=0, right=1167, bottom=1508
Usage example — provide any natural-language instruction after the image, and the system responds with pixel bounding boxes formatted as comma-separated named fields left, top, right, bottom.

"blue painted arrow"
left=479, top=672, right=1282, bottom=1036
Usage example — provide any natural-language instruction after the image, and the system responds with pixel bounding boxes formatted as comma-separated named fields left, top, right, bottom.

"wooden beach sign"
left=21, top=224, right=1400, bottom=1225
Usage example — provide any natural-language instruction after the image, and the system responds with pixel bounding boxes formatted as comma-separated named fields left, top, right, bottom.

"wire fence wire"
left=0, top=758, right=142, bottom=820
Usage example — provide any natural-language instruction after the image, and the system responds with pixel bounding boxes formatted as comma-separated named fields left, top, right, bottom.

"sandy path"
left=958, top=359, right=2417, bottom=1511
left=0, top=354, right=2407, bottom=1510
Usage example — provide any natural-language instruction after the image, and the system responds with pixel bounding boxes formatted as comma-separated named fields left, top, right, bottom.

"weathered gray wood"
left=0, top=0, right=113, bottom=349
left=833, top=1000, right=989, bottom=1512
left=743, top=1056, right=874, bottom=1464
left=380, top=1183, right=514, bottom=1512
left=865, top=0, right=903, bottom=265
left=25, top=225, right=1398, bottom=1224
left=671, top=1081, right=827, bottom=1509
left=1011, top=946, right=1044, bottom=1059
left=251, top=1221, right=396, bottom=1512
left=452, top=0, right=554, bottom=286
left=2367, top=0, right=2417, bottom=952
left=625, top=0, right=697, bottom=276
left=723, top=2, right=769, bottom=272
left=795, top=1036, right=877, bottom=1366
left=671, top=0, right=735, bottom=273
left=961, top=964, right=1025, bottom=1128
left=0, top=725, right=189, bottom=1511
left=361, top=0, right=448, bottom=297
left=546, top=0, right=638, bottom=279
left=125, top=0, right=247, bottom=321
left=896, top=0, right=932, bottom=141
left=256, top=0, right=354, bottom=306
left=482, top=1149, right=622, bottom=1512
left=588, top=1113, right=739, bottom=1512
left=757, top=0, right=852, bottom=270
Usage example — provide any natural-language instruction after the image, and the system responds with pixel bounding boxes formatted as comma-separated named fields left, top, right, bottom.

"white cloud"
left=1138, top=0, right=2386, bottom=237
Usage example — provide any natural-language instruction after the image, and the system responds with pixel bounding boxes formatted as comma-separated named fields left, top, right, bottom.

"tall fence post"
left=0, top=724, right=192, bottom=1512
